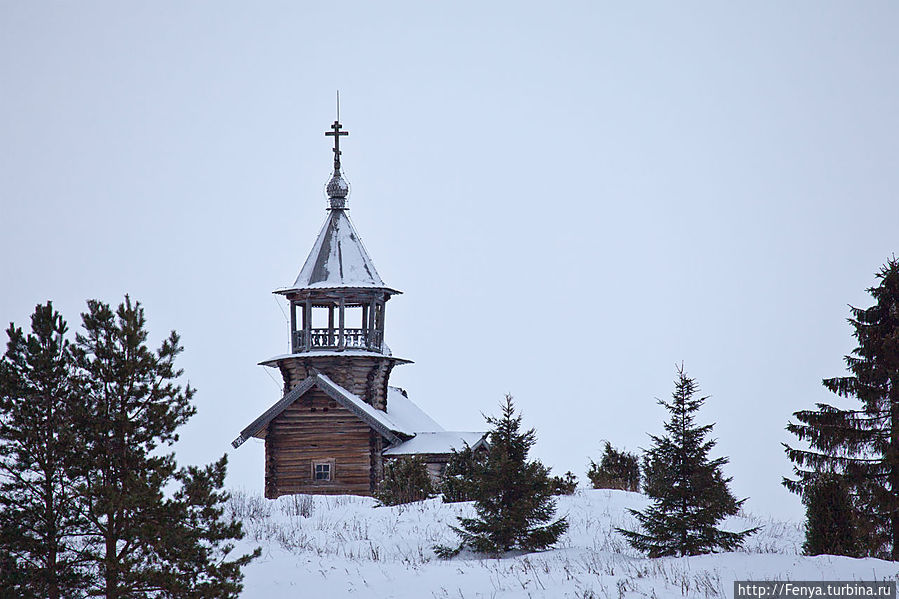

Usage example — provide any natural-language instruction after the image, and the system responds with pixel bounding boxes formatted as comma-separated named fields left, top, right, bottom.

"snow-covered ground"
left=228, top=489, right=899, bottom=598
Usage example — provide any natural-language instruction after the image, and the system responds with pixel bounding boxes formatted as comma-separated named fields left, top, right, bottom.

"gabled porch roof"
left=231, top=373, right=414, bottom=449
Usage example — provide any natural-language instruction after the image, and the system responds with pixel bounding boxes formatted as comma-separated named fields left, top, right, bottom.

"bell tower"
left=233, top=114, right=488, bottom=498
left=244, top=118, right=410, bottom=496
left=268, top=118, right=409, bottom=405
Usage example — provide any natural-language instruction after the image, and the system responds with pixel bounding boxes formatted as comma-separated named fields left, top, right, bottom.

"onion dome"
left=326, top=171, right=349, bottom=209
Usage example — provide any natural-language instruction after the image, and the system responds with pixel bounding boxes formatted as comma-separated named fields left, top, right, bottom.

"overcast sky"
left=2, top=2, right=898, bottom=521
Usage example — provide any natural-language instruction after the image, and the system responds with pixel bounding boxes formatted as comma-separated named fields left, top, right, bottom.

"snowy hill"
left=228, top=489, right=899, bottom=598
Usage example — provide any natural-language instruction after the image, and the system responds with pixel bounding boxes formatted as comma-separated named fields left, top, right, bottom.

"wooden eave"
left=272, top=286, right=402, bottom=301
left=257, top=351, right=413, bottom=368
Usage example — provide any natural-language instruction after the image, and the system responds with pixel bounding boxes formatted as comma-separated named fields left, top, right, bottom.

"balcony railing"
left=292, top=328, right=383, bottom=353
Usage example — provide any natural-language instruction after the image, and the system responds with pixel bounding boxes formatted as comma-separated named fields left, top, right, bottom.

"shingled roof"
left=231, top=373, right=414, bottom=449
left=231, top=377, right=487, bottom=458
left=275, top=209, right=392, bottom=293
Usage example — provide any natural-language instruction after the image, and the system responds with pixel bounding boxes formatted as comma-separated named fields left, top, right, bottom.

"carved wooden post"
left=289, top=301, right=297, bottom=352
left=338, top=297, right=345, bottom=350
left=368, top=299, right=376, bottom=349
left=304, top=299, right=311, bottom=352
left=378, top=301, right=385, bottom=350
left=328, top=304, right=335, bottom=346
left=361, top=304, right=368, bottom=346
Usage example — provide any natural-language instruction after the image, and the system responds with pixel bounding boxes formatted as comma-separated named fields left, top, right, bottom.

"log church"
left=232, top=118, right=486, bottom=498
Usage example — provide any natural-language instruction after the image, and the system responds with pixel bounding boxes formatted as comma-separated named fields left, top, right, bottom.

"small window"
left=313, top=461, right=332, bottom=481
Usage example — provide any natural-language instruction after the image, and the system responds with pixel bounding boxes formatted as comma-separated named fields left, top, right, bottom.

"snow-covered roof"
left=277, top=209, right=391, bottom=292
left=232, top=373, right=414, bottom=448
left=383, top=432, right=488, bottom=456
left=314, top=374, right=414, bottom=439
left=386, top=387, right=445, bottom=433
left=232, top=376, right=486, bottom=459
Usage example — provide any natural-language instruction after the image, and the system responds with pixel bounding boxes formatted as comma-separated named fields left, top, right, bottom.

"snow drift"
left=228, top=489, right=899, bottom=598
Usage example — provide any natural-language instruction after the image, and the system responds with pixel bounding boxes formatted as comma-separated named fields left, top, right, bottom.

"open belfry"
left=233, top=117, right=486, bottom=498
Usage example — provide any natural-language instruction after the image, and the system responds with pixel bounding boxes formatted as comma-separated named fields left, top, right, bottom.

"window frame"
left=312, top=459, right=335, bottom=483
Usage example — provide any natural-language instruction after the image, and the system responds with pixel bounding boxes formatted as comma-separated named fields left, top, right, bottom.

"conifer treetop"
left=436, top=394, right=568, bottom=556
left=618, top=365, right=757, bottom=557
left=784, top=257, right=899, bottom=559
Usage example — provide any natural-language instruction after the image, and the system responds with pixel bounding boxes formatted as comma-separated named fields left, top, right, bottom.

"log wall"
left=265, top=388, right=373, bottom=498
left=264, top=354, right=403, bottom=497
left=277, top=355, right=395, bottom=411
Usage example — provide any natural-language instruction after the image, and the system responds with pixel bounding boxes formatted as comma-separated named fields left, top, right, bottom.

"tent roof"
left=276, top=209, right=392, bottom=293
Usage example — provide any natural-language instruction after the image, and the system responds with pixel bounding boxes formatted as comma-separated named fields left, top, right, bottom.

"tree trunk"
left=44, top=398, right=60, bottom=599
left=891, top=378, right=899, bottom=561
left=47, top=545, right=58, bottom=599
left=105, top=513, right=118, bottom=599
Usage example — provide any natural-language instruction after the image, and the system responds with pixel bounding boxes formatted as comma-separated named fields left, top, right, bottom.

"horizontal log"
left=268, top=478, right=369, bottom=487
left=271, top=480, right=371, bottom=488
left=271, top=425, right=369, bottom=432
left=272, top=417, right=368, bottom=425
left=269, top=480, right=371, bottom=488
left=269, top=459, right=369, bottom=469
left=270, top=453, right=368, bottom=462
left=269, top=439, right=370, bottom=449
left=273, top=487, right=371, bottom=497
left=270, top=450, right=368, bottom=458
left=269, top=448, right=369, bottom=458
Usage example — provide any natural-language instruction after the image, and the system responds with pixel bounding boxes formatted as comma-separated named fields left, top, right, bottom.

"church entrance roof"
left=232, top=373, right=415, bottom=448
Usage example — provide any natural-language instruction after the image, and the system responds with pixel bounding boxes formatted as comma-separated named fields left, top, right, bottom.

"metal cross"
left=325, top=120, right=349, bottom=170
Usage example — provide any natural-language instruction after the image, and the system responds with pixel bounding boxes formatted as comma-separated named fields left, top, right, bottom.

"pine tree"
left=0, top=303, right=88, bottom=598
left=617, top=366, right=757, bottom=557
left=152, top=457, right=258, bottom=598
left=436, top=395, right=568, bottom=556
left=70, top=296, right=257, bottom=597
left=376, top=456, right=435, bottom=506
left=802, top=474, right=859, bottom=557
left=587, top=442, right=640, bottom=492
left=784, top=258, right=899, bottom=559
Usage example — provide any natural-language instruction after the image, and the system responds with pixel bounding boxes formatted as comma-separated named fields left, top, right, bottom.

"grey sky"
left=2, top=2, right=897, bottom=520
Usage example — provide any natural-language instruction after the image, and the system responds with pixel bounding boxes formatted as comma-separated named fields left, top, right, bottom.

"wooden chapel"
left=232, top=118, right=486, bottom=498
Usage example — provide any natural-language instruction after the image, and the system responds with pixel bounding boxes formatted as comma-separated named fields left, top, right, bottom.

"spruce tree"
left=801, top=474, right=859, bottom=557
left=70, top=296, right=257, bottom=597
left=617, top=366, right=757, bottom=557
left=784, top=258, right=899, bottom=559
left=436, top=395, right=568, bottom=556
left=440, top=443, right=485, bottom=503
left=0, top=303, right=88, bottom=598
